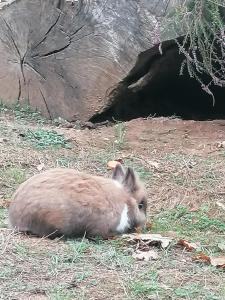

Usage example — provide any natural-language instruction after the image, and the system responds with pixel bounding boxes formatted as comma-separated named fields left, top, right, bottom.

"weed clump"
left=23, top=129, right=71, bottom=149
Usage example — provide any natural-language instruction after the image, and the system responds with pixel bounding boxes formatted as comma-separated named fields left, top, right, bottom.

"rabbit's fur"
left=8, top=164, right=147, bottom=238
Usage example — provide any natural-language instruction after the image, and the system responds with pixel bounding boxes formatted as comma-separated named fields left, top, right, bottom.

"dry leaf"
left=216, top=141, right=225, bottom=148
left=192, top=253, right=210, bottom=263
left=135, top=226, right=143, bottom=234
left=216, top=201, right=225, bottom=211
left=135, top=222, right=152, bottom=233
left=218, top=242, right=225, bottom=252
left=210, top=256, right=225, bottom=268
left=177, top=239, right=198, bottom=251
left=122, top=233, right=172, bottom=249
left=0, top=198, right=11, bottom=208
left=132, top=250, right=158, bottom=261
left=189, top=203, right=199, bottom=212
left=147, top=160, right=160, bottom=169
left=37, top=163, right=45, bottom=171
left=145, top=222, right=153, bottom=231
left=193, top=253, right=225, bottom=268
left=107, top=160, right=120, bottom=170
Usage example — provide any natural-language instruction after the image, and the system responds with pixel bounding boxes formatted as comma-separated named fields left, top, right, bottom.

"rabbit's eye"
left=138, top=198, right=147, bottom=211
left=138, top=202, right=144, bottom=209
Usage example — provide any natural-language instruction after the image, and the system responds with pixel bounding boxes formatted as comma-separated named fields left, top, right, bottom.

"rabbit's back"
left=9, top=169, right=127, bottom=237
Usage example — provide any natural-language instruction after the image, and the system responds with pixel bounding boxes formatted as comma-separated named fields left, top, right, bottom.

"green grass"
left=153, top=205, right=225, bottom=233
left=152, top=205, right=225, bottom=254
left=130, top=271, right=161, bottom=297
left=13, top=103, right=46, bottom=123
left=64, top=239, right=91, bottom=263
left=123, top=158, right=154, bottom=182
left=163, top=154, right=222, bottom=190
left=23, top=129, right=71, bottom=149
left=0, top=266, right=13, bottom=280
left=86, top=148, right=154, bottom=182
left=0, top=208, right=7, bottom=228
left=193, top=171, right=221, bottom=190
left=55, top=157, right=73, bottom=168
left=66, top=238, right=133, bottom=270
left=0, top=167, right=26, bottom=199
left=129, top=263, right=225, bottom=299
left=14, top=243, right=30, bottom=257
left=174, top=284, right=225, bottom=300
left=47, top=286, right=77, bottom=300
left=175, top=284, right=202, bottom=298
left=93, top=243, right=133, bottom=270
left=0, top=167, right=26, bottom=188
left=0, top=101, right=47, bottom=124
left=113, top=122, right=127, bottom=150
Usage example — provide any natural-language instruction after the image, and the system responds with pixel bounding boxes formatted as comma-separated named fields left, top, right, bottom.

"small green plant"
left=55, top=157, right=71, bottom=168
left=174, top=283, right=223, bottom=299
left=0, top=101, right=8, bottom=113
left=47, top=286, right=77, bottom=300
left=175, top=284, right=201, bottom=298
left=65, top=239, right=91, bottom=263
left=193, top=171, right=221, bottom=190
left=23, top=129, right=71, bottom=149
left=0, top=266, right=13, bottom=280
left=93, top=243, right=132, bottom=270
left=114, top=122, right=127, bottom=150
left=0, top=208, right=7, bottom=228
left=13, top=102, right=46, bottom=122
left=14, top=243, right=30, bottom=257
left=130, top=272, right=161, bottom=296
left=0, top=101, right=47, bottom=123
left=0, top=167, right=25, bottom=186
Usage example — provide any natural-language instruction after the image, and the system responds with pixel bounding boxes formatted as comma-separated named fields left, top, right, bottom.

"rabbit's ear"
left=123, top=167, right=137, bottom=192
left=112, top=163, right=126, bottom=183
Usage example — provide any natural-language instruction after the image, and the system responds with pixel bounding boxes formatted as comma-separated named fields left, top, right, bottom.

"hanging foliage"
left=164, top=0, right=225, bottom=103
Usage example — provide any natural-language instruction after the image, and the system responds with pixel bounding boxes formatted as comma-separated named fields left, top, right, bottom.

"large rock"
left=0, top=0, right=169, bottom=121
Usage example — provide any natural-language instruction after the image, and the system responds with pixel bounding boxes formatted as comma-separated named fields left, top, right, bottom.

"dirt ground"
left=0, top=107, right=224, bottom=299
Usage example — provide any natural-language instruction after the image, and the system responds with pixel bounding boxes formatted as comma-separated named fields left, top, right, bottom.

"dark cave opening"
left=90, top=38, right=225, bottom=123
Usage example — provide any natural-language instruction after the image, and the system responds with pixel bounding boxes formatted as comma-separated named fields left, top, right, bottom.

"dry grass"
left=0, top=106, right=224, bottom=299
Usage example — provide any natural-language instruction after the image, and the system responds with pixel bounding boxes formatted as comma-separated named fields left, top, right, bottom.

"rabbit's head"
left=112, top=164, right=147, bottom=228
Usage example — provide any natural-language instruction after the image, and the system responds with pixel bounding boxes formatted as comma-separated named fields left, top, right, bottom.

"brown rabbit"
left=8, top=164, right=147, bottom=238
